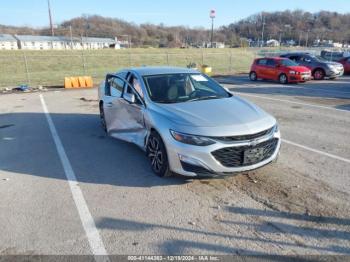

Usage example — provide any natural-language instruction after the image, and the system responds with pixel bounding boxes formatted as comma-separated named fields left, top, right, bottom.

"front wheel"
left=147, top=131, right=172, bottom=177
left=313, top=69, right=325, bottom=80
left=279, top=74, right=288, bottom=84
left=249, top=71, right=257, bottom=81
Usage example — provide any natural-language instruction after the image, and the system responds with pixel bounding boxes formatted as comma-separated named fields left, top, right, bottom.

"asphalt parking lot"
left=0, top=75, right=349, bottom=257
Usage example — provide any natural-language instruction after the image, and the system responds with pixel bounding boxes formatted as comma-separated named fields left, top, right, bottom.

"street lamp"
left=210, top=9, right=216, bottom=48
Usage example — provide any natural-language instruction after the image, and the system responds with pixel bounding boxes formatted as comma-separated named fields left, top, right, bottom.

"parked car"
left=338, top=57, right=350, bottom=74
left=320, top=50, right=345, bottom=62
left=249, top=57, right=311, bottom=84
left=98, top=67, right=281, bottom=177
left=280, top=52, right=344, bottom=80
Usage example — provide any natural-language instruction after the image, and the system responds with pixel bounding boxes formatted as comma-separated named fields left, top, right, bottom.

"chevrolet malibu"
left=98, top=67, right=281, bottom=177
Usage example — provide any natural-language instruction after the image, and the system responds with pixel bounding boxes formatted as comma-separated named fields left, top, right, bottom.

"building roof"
left=0, top=34, right=17, bottom=42
left=15, top=35, right=69, bottom=42
left=130, top=66, right=199, bottom=76
left=14, top=35, right=115, bottom=44
left=81, top=37, right=115, bottom=43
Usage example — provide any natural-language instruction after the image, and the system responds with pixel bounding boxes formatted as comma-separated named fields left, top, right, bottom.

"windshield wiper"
left=155, top=100, right=178, bottom=104
left=187, top=95, right=221, bottom=102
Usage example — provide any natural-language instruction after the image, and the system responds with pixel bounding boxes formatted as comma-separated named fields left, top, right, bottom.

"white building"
left=0, top=34, right=18, bottom=50
left=80, top=37, right=116, bottom=50
left=14, top=35, right=118, bottom=50
left=266, top=39, right=280, bottom=47
left=15, top=35, right=71, bottom=50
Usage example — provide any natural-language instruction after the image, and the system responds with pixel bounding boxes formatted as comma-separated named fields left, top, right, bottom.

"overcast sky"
left=1, top=0, right=349, bottom=28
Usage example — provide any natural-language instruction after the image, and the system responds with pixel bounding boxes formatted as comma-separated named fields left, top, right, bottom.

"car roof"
left=128, top=66, right=199, bottom=76
left=259, top=57, right=286, bottom=60
left=282, top=52, right=311, bottom=56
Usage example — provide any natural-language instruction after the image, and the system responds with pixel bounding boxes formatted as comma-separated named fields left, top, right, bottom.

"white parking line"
left=282, top=139, right=350, bottom=164
left=235, top=92, right=350, bottom=113
left=39, top=94, right=109, bottom=261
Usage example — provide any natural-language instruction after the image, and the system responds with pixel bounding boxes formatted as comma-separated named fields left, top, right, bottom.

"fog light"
left=178, top=154, right=212, bottom=169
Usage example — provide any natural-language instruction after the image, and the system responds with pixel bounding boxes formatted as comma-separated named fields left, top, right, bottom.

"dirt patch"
left=186, top=164, right=350, bottom=221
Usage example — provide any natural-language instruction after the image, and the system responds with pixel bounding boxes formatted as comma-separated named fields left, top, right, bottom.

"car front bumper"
left=289, top=74, right=311, bottom=82
left=165, top=130, right=281, bottom=177
left=326, top=68, right=344, bottom=78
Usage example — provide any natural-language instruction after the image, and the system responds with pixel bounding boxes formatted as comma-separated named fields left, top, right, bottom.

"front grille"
left=211, top=138, right=279, bottom=168
left=210, top=127, right=273, bottom=142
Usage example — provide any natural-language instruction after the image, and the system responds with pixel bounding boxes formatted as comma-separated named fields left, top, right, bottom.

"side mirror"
left=305, top=59, right=311, bottom=63
left=275, top=64, right=280, bottom=68
left=124, top=92, right=135, bottom=103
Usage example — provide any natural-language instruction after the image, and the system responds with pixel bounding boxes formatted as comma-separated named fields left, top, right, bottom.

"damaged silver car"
left=98, top=67, right=281, bottom=177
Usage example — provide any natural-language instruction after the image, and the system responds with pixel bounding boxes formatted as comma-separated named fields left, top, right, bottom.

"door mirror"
left=124, top=92, right=135, bottom=103
left=275, top=64, right=280, bottom=68
left=304, top=58, right=311, bottom=63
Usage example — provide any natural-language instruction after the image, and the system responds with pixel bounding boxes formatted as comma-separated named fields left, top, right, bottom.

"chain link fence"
left=0, top=47, right=343, bottom=88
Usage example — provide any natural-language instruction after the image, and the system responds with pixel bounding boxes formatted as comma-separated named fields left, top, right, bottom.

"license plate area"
left=243, top=147, right=265, bottom=164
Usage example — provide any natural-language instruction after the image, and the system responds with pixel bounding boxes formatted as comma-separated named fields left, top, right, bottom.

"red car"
left=249, top=57, right=312, bottom=84
left=338, top=57, right=350, bottom=74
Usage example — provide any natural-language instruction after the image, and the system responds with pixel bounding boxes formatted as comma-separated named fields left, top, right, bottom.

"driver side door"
left=104, top=74, right=146, bottom=148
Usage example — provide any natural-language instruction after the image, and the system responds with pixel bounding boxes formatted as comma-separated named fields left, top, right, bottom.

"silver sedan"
left=98, top=67, right=281, bottom=177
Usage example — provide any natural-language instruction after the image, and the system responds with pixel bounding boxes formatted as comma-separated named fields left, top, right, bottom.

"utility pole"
left=47, top=0, right=54, bottom=36
left=261, top=13, right=265, bottom=47
left=210, top=9, right=216, bottom=48
left=69, top=25, right=73, bottom=49
left=305, top=30, right=310, bottom=47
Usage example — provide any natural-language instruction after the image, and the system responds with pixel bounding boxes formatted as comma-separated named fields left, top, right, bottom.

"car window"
left=125, top=74, right=143, bottom=105
left=300, top=55, right=313, bottom=62
left=288, top=56, right=300, bottom=62
left=266, top=59, right=276, bottom=67
left=128, top=74, right=144, bottom=99
left=280, top=59, right=298, bottom=67
left=257, top=59, right=267, bottom=65
left=110, top=77, right=124, bottom=97
left=143, top=73, right=230, bottom=104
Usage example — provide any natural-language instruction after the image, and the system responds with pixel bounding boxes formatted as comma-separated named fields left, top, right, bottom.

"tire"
left=249, top=71, right=257, bottom=81
left=313, top=69, right=325, bottom=80
left=99, top=102, right=107, bottom=132
left=147, top=131, right=172, bottom=177
left=279, top=73, right=288, bottom=84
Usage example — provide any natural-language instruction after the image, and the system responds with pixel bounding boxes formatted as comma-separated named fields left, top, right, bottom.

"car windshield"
left=312, top=55, right=328, bottom=62
left=280, top=59, right=298, bottom=67
left=143, top=73, right=231, bottom=104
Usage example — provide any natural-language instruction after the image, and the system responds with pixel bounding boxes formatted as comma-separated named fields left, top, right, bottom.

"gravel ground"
left=0, top=75, right=349, bottom=258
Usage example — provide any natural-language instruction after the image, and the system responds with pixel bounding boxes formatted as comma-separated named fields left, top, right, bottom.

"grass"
left=0, top=48, right=262, bottom=87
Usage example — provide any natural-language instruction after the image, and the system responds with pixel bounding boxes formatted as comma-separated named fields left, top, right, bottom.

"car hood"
left=151, top=96, right=275, bottom=128
left=288, top=66, right=310, bottom=72
left=324, top=61, right=343, bottom=67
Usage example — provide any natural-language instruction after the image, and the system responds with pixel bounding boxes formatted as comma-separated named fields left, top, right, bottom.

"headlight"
left=328, top=65, right=336, bottom=71
left=170, top=130, right=216, bottom=146
left=289, top=70, right=296, bottom=75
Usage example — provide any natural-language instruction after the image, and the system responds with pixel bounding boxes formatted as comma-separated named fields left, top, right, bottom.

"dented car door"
left=104, top=74, right=146, bottom=148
